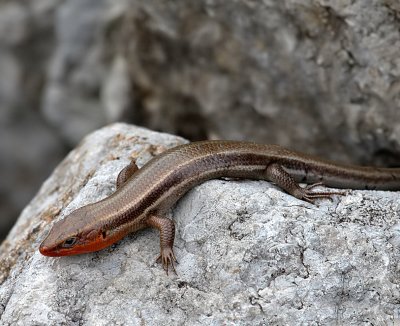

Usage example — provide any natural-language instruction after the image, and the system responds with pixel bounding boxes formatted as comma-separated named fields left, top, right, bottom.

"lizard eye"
left=62, top=237, right=77, bottom=248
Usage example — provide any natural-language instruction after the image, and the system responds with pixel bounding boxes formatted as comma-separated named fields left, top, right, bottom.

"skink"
left=39, top=141, right=400, bottom=273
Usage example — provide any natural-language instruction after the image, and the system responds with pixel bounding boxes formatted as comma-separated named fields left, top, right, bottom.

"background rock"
left=1, top=123, right=400, bottom=325
left=0, top=0, right=65, bottom=239
left=1, top=0, right=400, bottom=239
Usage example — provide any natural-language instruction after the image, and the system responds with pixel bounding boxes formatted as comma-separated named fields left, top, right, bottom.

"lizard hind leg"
left=116, top=160, right=139, bottom=189
left=265, top=163, right=345, bottom=204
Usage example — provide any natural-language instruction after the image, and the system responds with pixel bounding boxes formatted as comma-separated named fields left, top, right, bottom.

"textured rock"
left=1, top=123, right=400, bottom=325
left=42, top=0, right=111, bottom=145
left=0, top=0, right=65, bottom=240
left=0, top=110, right=65, bottom=240
left=38, top=0, right=400, bottom=162
left=2, top=0, right=400, bottom=264
left=105, top=0, right=400, bottom=164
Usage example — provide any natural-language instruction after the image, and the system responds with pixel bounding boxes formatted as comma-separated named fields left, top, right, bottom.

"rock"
left=105, top=0, right=400, bottom=165
left=1, top=123, right=400, bottom=325
left=0, top=0, right=65, bottom=241
left=42, top=0, right=110, bottom=145
left=2, top=0, right=400, bottom=242
left=101, top=55, right=134, bottom=122
left=38, top=0, right=400, bottom=163
left=0, top=110, right=66, bottom=240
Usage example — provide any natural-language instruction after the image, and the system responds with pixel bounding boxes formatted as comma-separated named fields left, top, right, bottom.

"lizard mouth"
left=39, top=244, right=56, bottom=256
left=39, top=244, right=78, bottom=257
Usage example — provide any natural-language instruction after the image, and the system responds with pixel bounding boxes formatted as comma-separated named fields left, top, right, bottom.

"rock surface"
left=1, top=123, right=400, bottom=325
left=0, top=0, right=67, bottom=240
left=2, top=0, right=400, bottom=241
left=107, top=0, right=400, bottom=164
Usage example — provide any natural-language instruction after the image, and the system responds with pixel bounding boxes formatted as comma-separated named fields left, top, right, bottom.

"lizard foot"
left=299, top=183, right=346, bottom=204
left=156, top=247, right=178, bottom=275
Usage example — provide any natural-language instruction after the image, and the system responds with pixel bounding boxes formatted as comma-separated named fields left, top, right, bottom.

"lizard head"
left=39, top=205, right=111, bottom=257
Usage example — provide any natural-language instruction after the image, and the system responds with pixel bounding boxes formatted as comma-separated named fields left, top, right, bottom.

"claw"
left=155, top=247, right=178, bottom=275
left=301, top=185, right=346, bottom=204
left=305, top=182, right=324, bottom=191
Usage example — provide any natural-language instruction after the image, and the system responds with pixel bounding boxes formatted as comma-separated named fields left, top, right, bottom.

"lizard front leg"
left=146, top=215, right=177, bottom=275
left=116, top=160, right=139, bottom=189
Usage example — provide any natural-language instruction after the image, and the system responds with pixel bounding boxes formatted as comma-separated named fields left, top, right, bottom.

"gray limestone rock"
left=38, top=0, right=400, bottom=163
left=42, top=0, right=110, bottom=145
left=0, top=0, right=65, bottom=240
left=105, top=0, right=400, bottom=165
left=1, top=123, right=400, bottom=325
left=2, top=0, right=400, bottom=242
